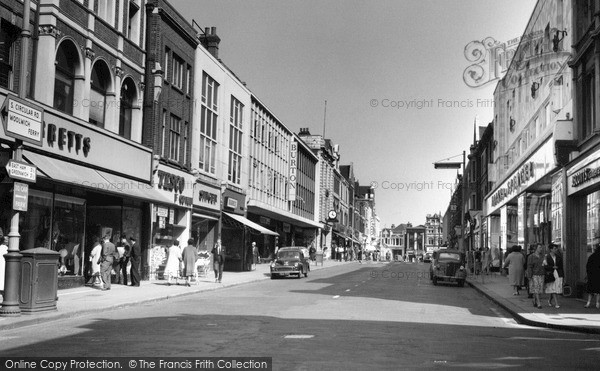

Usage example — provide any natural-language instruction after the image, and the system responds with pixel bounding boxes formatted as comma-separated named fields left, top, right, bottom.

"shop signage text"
left=157, top=170, right=185, bottom=193
left=571, top=166, right=600, bottom=188
left=226, top=197, right=238, bottom=209
left=288, top=141, right=297, bottom=201
left=46, top=123, right=91, bottom=156
left=198, top=190, right=218, bottom=204
left=491, top=162, right=535, bottom=207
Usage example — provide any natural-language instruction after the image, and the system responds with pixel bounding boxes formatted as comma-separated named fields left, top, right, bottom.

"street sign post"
left=5, top=159, right=36, bottom=182
left=0, top=94, right=44, bottom=146
left=13, top=182, right=28, bottom=212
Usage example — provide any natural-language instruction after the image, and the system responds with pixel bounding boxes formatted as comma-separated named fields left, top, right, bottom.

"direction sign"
left=1, top=94, right=44, bottom=146
left=5, top=160, right=36, bottom=182
left=13, top=181, right=28, bottom=212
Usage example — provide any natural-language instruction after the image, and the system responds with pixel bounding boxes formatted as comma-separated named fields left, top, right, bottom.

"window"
left=161, top=110, right=167, bottom=157
left=186, top=66, right=192, bottom=94
left=0, top=21, right=18, bottom=90
left=89, top=61, right=111, bottom=127
left=96, top=0, right=115, bottom=26
left=183, top=121, right=189, bottom=165
left=228, top=96, right=244, bottom=184
left=127, top=0, right=141, bottom=44
left=544, top=102, right=551, bottom=130
left=54, top=41, right=79, bottom=115
left=172, top=53, right=184, bottom=89
left=164, top=47, right=170, bottom=82
left=169, top=114, right=181, bottom=162
left=199, top=72, right=219, bottom=173
left=119, top=78, right=136, bottom=139
left=581, top=56, right=596, bottom=139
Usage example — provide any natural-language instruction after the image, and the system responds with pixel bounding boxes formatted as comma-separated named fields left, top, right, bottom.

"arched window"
left=119, top=78, right=136, bottom=139
left=54, top=41, right=78, bottom=114
left=89, top=61, right=111, bottom=127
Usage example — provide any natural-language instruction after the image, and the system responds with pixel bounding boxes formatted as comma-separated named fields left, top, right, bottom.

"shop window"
left=119, top=77, right=136, bottom=139
left=90, top=61, right=112, bottom=127
left=587, top=191, right=600, bottom=253
left=20, top=189, right=53, bottom=251
left=0, top=20, right=18, bottom=90
left=54, top=41, right=79, bottom=114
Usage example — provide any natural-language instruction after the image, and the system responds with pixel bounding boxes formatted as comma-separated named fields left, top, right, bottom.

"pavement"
left=467, top=271, right=600, bottom=334
left=0, top=257, right=356, bottom=331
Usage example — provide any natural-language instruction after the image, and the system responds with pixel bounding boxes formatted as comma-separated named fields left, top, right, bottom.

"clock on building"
left=328, top=210, right=337, bottom=220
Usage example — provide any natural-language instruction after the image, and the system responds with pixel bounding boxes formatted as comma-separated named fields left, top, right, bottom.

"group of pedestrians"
left=163, top=238, right=226, bottom=286
left=501, top=242, right=600, bottom=310
left=87, top=234, right=141, bottom=291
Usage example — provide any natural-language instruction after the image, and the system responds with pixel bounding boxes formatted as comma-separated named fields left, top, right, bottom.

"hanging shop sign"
left=288, top=141, right=298, bottom=201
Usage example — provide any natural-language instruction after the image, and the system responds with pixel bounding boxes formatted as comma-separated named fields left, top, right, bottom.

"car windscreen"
left=438, top=253, right=461, bottom=261
left=277, top=251, right=300, bottom=259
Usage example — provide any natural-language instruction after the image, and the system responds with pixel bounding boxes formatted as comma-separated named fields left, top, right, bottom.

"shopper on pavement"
left=116, top=234, right=130, bottom=285
left=164, top=240, right=182, bottom=285
left=87, top=236, right=102, bottom=287
left=129, top=236, right=141, bottom=287
left=585, top=243, right=600, bottom=309
left=544, top=243, right=564, bottom=309
left=181, top=238, right=198, bottom=287
left=212, top=239, right=225, bottom=283
left=100, top=235, right=117, bottom=291
left=504, top=245, right=525, bottom=295
left=527, top=243, right=545, bottom=309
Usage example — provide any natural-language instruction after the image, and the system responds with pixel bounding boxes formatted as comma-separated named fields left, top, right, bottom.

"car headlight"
left=459, top=265, right=465, bottom=270
left=270, top=262, right=276, bottom=268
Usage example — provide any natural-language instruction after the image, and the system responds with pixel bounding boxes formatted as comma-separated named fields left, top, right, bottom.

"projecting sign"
left=13, top=181, right=28, bottom=212
left=5, top=160, right=37, bottom=182
left=1, top=94, right=44, bottom=146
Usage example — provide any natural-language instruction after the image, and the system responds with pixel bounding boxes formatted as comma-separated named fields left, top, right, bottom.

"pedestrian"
left=309, top=244, right=316, bottom=262
left=474, top=248, right=483, bottom=275
left=503, top=245, right=525, bottom=295
left=86, top=236, right=102, bottom=287
left=181, top=238, right=198, bottom=287
left=544, top=243, right=564, bottom=309
left=164, top=240, right=182, bottom=285
left=584, top=243, right=600, bottom=309
left=525, top=245, right=536, bottom=298
left=116, top=234, right=130, bottom=285
left=100, top=234, right=118, bottom=291
left=129, top=236, right=141, bottom=287
left=211, top=239, right=225, bottom=283
left=527, top=243, right=545, bottom=309
left=0, top=234, right=8, bottom=294
left=252, top=242, right=259, bottom=268
left=482, top=247, right=491, bottom=275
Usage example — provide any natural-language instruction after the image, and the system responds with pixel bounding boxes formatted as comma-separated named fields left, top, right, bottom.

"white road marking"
left=582, top=347, right=600, bottom=351
left=332, top=295, right=340, bottom=299
left=345, top=289, right=351, bottom=292
left=284, top=335, right=314, bottom=339
left=510, top=337, right=600, bottom=342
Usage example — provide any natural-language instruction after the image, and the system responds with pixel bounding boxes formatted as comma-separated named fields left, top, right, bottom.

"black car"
left=430, top=249, right=467, bottom=287
left=270, top=247, right=310, bottom=279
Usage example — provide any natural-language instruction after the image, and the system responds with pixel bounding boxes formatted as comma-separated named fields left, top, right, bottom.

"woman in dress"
left=527, top=243, right=545, bottom=309
left=87, top=237, right=103, bottom=287
left=504, top=245, right=525, bottom=295
left=544, top=243, right=564, bottom=309
left=585, top=244, right=600, bottom=309
left=164, top=241, right=182, bottom=285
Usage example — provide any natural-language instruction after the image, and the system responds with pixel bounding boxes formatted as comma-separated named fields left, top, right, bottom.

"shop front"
left=565, top=148, right=600, bottom=296
left=221, top=187, right=248, bottom=271
left=0, top=102, right=158, bottom=288
left=485, top=139, right=559, bottom=264
left=191, top=180, right=221, bottom=252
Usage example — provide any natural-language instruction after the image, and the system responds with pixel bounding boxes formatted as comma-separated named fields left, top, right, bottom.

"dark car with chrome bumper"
left=430, top=249, right=467, bottom=287
left=270, top=247, right=310, bottom=279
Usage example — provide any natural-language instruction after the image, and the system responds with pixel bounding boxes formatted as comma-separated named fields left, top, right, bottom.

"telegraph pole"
left=1, top=0, right=32, bottom=317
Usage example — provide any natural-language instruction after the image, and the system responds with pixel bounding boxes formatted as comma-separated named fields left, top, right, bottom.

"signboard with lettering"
left=195, top=182, right=220, bottom=211
left=1, top=94, right=44, bottom=146
left=13, top=181, right=28, bottom=211
left=288, top=141, right=298, bottom=201
left=567, top=150, right=600, bottom=195
left=156, top=206, right=169, bottom=218
left=5, top=160, right=36, bottom=182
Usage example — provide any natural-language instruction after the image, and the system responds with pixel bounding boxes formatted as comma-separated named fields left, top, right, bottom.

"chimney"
left=200, top=27, right=221, bottom=58
left=298, top=127, right=311, bottom=136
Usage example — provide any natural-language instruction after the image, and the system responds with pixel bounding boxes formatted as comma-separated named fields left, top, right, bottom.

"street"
left=1, top=262, right=599, bottom=370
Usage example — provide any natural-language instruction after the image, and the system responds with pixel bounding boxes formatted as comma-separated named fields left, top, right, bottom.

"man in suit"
left=100, top=235, right=117, bottom=291
left=211, top=239, right=225, bottom=283
left=129, top=236, right=141, bottom=287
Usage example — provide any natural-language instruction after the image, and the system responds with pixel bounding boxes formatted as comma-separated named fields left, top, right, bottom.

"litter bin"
left=19, top=247, right=60, bottom=314
left=315, top=252, right=324, bottom=266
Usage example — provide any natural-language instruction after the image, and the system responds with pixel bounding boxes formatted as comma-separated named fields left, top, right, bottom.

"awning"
left=224, top=212, right=279, bottom=236
left=23, top=151, right=171, bottom=205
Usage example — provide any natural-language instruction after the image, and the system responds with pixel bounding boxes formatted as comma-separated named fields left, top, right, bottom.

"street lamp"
left=433, top=151, right=465, bottom=252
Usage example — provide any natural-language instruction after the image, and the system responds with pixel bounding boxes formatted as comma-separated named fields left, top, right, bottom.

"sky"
left=177, top=0, right=537, bottom=228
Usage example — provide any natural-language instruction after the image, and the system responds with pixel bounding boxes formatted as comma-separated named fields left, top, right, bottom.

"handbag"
left=545, top=270, right=555, bottom=283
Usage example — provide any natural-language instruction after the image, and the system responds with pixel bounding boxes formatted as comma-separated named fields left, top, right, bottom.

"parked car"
left=270, top=247, right=310, bottom=279
left=430, top=249, right=467, bottom=287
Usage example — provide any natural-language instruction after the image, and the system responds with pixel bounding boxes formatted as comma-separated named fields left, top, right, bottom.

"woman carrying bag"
left=543, top=243, right=564, bottom=309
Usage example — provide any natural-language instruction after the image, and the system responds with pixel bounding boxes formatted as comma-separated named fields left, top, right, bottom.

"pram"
left=193, top=251, right=211, bottom=284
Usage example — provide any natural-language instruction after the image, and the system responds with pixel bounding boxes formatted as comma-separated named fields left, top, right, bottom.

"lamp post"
left=434, top=151, right=466, bottom=252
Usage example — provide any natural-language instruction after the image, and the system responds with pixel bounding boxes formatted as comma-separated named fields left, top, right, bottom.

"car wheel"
left=458, top=279, right=465, bottom=287
left=432, top=276, right=438, bottom=286
left=270, top=274, right=277, bottom=280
